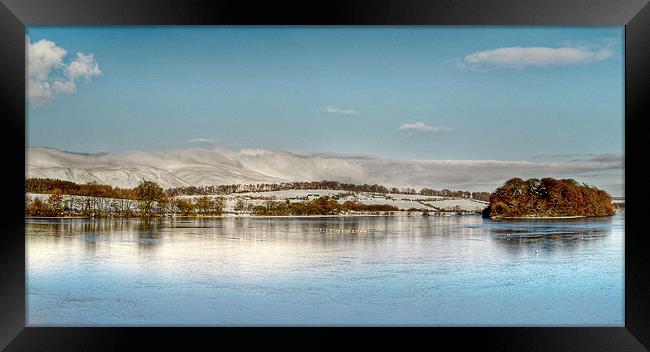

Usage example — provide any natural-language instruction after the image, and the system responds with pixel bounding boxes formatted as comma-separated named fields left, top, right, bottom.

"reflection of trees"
left=491, top=220, right=611, bottom=256
left=26, top=218, right=167, bottom=251
left=133, top=218, right=164, bottom=251
left=26, top=216, right=618, bottom=258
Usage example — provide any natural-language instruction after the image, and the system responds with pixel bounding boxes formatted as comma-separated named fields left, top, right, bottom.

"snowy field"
left=28, top=189, right=490, bottom=214
left=235, top=189, right=349, bottom=199
left=178, top=190, right=488, bottom=212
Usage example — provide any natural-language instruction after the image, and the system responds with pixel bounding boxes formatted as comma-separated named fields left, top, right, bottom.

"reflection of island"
left=483, top=178, right=614, bottom=219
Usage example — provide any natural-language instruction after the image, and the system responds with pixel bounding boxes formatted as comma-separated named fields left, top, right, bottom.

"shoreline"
left=26, top=212, right=480, bottom=220
left=27, top=213, right=617, bottom=220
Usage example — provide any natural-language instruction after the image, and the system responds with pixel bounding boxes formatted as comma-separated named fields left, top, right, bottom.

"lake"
left=26, top=214, right=624, bottom=326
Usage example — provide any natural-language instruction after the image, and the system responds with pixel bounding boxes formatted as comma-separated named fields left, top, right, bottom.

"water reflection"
left=26, top=214, right=624, bottom=325
left=25, top=215, right=623, bottom=280
left=26, top=215, right=618, bottom=252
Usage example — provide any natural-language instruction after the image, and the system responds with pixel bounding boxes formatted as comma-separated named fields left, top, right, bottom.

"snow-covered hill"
left=26, top=147, right=290, bottom=188
left=26, top=147, right=373, bottom=189
left=26, top=146, right=623, bottom=193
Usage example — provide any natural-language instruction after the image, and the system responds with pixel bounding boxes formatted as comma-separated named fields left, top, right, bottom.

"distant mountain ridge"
left=26, top=147, right=624, bottom=193
left=26, top=147, right=290, bottom=189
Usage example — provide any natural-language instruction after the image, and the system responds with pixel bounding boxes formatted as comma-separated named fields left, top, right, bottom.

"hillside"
left=26, top=147, right=289, bottom=188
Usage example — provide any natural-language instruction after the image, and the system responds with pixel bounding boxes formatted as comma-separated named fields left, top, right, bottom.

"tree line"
left=25, top=178, right=138, bottom=199
left=26, top=180, right=226, bottom=218
left=26, top=178, right=491, bottom=201
left=165, top=180, right=491, bottom=200
left=249, top=197, right=399, bottom=216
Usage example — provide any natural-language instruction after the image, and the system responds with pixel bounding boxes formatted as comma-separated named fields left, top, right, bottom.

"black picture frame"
left=1, top=0, right=649, bottom=350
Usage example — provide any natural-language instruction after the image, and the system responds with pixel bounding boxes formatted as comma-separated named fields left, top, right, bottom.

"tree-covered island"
left=483, top=177, right=615, bottom=218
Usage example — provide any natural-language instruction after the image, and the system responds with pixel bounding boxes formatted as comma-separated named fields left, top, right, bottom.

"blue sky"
left=26, top=27, right=624, bottom=194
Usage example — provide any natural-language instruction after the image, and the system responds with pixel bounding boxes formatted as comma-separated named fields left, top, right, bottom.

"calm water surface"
left=27, top=214, right=624, bottom=326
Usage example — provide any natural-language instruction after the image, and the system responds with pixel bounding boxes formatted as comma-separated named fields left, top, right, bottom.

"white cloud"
left=52, top=80, right=77, bottom=94
left=399, top=122, right=453, bottom=133
left=321, top=107, right=360, bottom=115
left=27, top=81, right=54, bottom=107
left=190, top=138, right=217, bottom=145
left=27, top=37, right=67, bottom=81
left=461, top=45, right=613, bottom=69
left=26, top=35, right=102, bottom=107
left=66, top=53, right=102, bottom=82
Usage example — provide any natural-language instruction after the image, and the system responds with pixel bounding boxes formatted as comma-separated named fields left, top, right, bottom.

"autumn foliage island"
left=484, top=177, right=615, bottom=219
